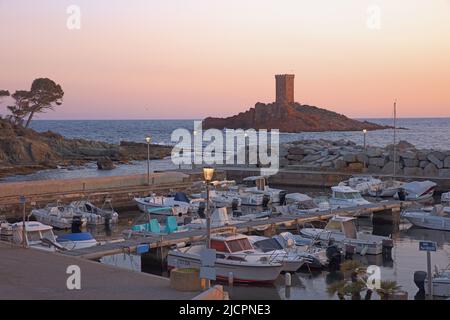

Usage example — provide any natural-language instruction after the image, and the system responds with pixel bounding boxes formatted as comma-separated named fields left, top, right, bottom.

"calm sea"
left=3, top=118, right=449, bottom=182
left=29, top=118, right=450, bottom=150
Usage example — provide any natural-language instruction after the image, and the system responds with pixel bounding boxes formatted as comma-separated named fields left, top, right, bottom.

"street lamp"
left=145, top=136, right=151, bottom=185
left=363, top=129, right=367, bottom=150
left=203, top=166, right=215, bottom=249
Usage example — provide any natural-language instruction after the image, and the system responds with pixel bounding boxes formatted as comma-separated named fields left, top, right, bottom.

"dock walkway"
left=62, top=200, right=407, bottom=260
left=0, top=243, right=198, bottom=300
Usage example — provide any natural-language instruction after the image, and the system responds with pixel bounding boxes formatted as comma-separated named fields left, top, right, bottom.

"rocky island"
left=203, top=74, right=389, bottom=132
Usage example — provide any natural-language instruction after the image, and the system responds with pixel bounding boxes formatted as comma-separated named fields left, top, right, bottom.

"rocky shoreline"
left=280, top=139, right=450, bottom=177
left=0, top=119, right=172, bottom=179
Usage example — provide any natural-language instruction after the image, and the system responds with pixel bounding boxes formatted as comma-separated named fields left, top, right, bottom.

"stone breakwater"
left=280, top=139, right=450, bottom=177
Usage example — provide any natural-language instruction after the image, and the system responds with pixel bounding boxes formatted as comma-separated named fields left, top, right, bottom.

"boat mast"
left=393, top=100, right=397, bottom=177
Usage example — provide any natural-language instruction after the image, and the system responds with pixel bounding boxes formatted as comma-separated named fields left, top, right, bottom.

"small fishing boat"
left=329, top=186, right=371, bottom=208
left=31, top=203, right=87, bottom=229
left=186, top=207, right=244, bottom=229
left=205, top=190, right=241, bottom=208
left=276, top=193, right=330, bottom=215
left=401, top=205, right=450, bottom=231
left=56, top=232, right=98, bottom=250
left=367, top=179, right=405, bottom=198
left=242, top=176, right=286, bottom=204
left=10, top=220, right=100, bottom=251
left=339, top=175, right=382, bottom=195
left=167, top=233, right=284, bottom=284
left=11, top=221, right=59, bottom=251
left=426, top=265, right=450, bottom=297
left=248, top=235, right=306, bottom=272
left=274, top=232, right=329, bottom=269
left=134, top=193, right=191, bottom=216
left=300, top=216, right=393, bottom=255
left=70, top=199, right=119, bottom=225
left=394, top=180, right=437, bottom=201
left=441, top=192, right=450, bottom=213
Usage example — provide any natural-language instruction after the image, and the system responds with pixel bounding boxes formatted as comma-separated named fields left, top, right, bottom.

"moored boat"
left=329, top=186, right=371, bottom=208
left=300, top=216, right=393, bottom=255
left=401, top=205, right=450, bottom=231
left=167, top=233, right=284, bottom=284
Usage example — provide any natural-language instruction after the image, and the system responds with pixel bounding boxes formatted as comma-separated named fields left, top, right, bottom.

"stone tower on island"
left=275, top=74, right=295, bottom=105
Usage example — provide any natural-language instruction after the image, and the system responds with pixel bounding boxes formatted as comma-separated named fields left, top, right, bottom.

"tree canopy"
left=1, top=78, right=64, bottom=127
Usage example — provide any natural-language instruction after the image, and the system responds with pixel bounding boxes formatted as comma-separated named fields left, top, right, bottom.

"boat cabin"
left=243, top=176, right=267, bottom=191
left=331, top=186, right=364, bottom=201
left=12, top=221, right=57, bottom=248
left=211, top=233, right=254, bottom=254
left=324, top=216, right=358, bottom=239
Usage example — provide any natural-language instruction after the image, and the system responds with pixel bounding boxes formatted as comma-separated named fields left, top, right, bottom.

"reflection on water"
left=98, top=214, right=450, bottom=300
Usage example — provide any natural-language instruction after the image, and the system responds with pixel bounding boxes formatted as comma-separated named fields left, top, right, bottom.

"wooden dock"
left=62, top=200, right=408, bottom=260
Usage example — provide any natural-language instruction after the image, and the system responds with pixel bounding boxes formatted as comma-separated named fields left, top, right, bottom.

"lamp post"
left=145, top=136, right=151, bottom=185
left=202, top=167, right=215, bottom=249
left=363, top=129, right=367, bottom=150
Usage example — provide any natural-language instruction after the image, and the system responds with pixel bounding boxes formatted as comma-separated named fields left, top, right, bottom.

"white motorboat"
left=134, top=193, right=191, bottom=216
left=31, top=203, right=87, bottom=229
left=248, top=235, right=306, bottom=272
left=276, top=193, right=330, bottom=215
left=329, top=186, right=371, bottom=208
left=55, top=232, right=98, bottom=250
left=394, top=180, right=437, bottom=201
left=401, top=205, right=450, bottom=231
left=11, top=221, right=97, bottom=251
left=339, top=175, right=382, bottom=195
left=70, top=200, right=119, bottom=225
left=203, top=190, right=241, bottom=208
left=300, top=216, right=393, bottom=255
left=167, top=233, right=284, bottom=284
left=441, top=192, right=450, bottom=213
left=237, top=190, right=266, bottom=206
left=368, top=179, right=405, bottom=198
left=12, top=221, right=59, bottom=251
left=186, top=207, right=244, bottom=229
left=426, top=265, right=450, bottom=297
left=242, top=176, right=286, bottom=204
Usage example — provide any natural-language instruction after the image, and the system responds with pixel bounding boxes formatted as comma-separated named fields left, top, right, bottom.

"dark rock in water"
left=96, top=157, right=116, bottom=170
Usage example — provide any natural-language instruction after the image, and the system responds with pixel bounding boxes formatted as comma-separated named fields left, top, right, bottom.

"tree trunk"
left=25, top=110, right=34, bottom=128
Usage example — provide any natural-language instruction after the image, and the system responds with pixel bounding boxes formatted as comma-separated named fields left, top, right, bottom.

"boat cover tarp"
left=285, top=193, right=313, bottom=203
left=402, top=180, right=437, bottom=196
left=173, top=192, right=190, bottom=203
left=442, top=192, right=450, bottom=202
left=57, top=232, right=94, bottom=242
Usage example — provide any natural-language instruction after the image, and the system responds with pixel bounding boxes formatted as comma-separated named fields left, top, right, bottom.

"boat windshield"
left=27, top=231, right=42, bottom=242
left=226, top=238, right=253, bottom=253
left=325, top=220, right=343, bottom=231
left=335, top=192, right=362, bottom=200
left=41, top=230, right=55, bottom=241
left=253, top=238, right=283, bottom=252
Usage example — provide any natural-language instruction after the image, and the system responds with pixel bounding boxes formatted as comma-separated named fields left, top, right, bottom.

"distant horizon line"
left=30, top=116, right=450, bottom=121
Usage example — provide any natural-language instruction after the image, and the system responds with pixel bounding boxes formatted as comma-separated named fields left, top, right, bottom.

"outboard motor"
left=344, top=244, right=356, bottom=260
left=279, top=191, right=287, bottom=206
left=183, top=216, right=192, bottom=224
left=232, top=210, right=242, bottom=217
left=382, top=239, right=394, bottom=260
left=231, top=199, right=240, bottom=211
left=197, top=202, right=206, bottom=219
left=397, top=188, right=406, bottom=201
left=71, top=215, right=83, bottom=233
left=326, top=244, right=342, bottom=271
left=262, top=194, right=271, bottom=208
left=414, top=271, right=427, bottom=292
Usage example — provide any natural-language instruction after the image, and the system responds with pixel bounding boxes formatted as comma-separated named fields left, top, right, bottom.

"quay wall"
left=0, top=171, right=212, bottom=219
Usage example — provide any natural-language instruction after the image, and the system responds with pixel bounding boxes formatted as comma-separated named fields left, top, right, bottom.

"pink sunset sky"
left=1, top=0, right=450, bottom=120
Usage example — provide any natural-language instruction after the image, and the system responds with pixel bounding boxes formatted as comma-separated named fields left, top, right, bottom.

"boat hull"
left=403, top=215, right=450, bottom=231
left=167, top=252, right=283, bottom=284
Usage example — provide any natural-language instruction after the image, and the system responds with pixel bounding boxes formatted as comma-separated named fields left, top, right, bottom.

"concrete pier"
left=0, top=243, right=198, bottom=300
